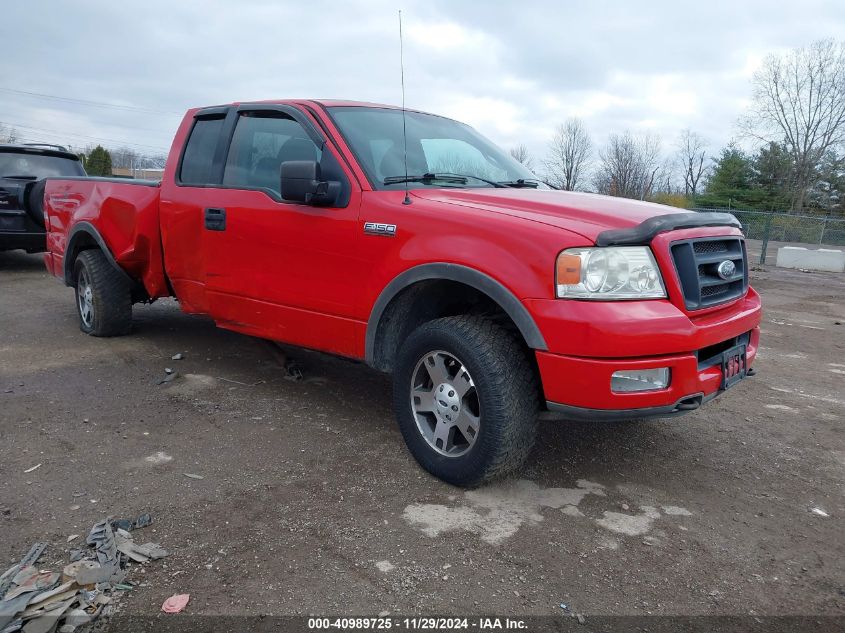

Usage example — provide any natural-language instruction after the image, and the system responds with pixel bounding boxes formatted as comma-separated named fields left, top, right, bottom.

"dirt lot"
left=1, top=250, right=843, bottom=623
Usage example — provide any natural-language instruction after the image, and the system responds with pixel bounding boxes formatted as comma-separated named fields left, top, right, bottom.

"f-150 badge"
left=364, top=222, right=397, bottom=237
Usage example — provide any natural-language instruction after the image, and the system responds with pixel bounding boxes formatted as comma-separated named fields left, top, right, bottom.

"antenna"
left=399, top=10, right=412, bottom=205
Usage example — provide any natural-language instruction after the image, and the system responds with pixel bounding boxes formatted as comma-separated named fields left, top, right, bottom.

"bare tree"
left=146, top=153, right=168, bottom=169
left=544, top=118, right=592, bottom=191
left=509, top=144, right=534, bottom=171
left=0, top=124, right=19, bottom=144
left=108, top=146, right=168, bottom=174
left=653, top=158, right=679, bottom=195
left=740, top=39, right=845, bottom=211
left=594, top=131, right=662, bottom=200
left=109, top=146, right=141, bottom=171
left=676, top=129, right=708, bottom=196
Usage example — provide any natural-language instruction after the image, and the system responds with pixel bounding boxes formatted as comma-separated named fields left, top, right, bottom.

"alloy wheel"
left=410, top=350, right=481, bottom=457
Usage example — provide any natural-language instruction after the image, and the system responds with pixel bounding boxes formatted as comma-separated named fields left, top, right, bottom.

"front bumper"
left=532, top=290, right=761, bottom=418
left=545, top=391, right=724, bottom=421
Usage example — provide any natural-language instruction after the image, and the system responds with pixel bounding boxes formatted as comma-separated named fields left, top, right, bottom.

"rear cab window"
left=179, top=116, right=225, bottom=185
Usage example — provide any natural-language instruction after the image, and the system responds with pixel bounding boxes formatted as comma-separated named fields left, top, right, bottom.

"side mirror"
left=280, top=160, right=340, bottom=206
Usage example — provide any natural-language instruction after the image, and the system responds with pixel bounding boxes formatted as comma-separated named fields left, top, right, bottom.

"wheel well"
left=371, top=279, right=539, bottom=378
left=65, top=233, right=100, bottom=285
left=64, top=225, right=148, bottom=302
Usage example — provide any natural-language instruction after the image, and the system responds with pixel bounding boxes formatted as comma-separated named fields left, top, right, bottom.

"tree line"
left=0, top=125, right=167, bottom=179
left=510, top=39, right=845, bottom=216
left=3, top=39, right=842, bottom=212
left=79, top=145, right=167, bottom=177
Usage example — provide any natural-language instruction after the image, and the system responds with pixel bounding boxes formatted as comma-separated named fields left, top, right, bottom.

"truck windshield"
left=0, top=151, right=85, bottom=179
left=328, top=106, right=543, bottom=190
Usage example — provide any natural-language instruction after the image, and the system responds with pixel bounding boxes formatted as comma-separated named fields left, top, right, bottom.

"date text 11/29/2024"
left=308, top=617, right=528, bottom=630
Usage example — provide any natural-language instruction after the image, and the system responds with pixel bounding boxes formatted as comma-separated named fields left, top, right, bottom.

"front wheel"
left=74, top=249, right=132, bottom=336
left=393, top=315, right=539, bottom=487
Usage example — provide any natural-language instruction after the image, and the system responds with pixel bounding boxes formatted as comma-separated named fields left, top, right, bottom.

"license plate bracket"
left=721, top=344, right=747, bottom=390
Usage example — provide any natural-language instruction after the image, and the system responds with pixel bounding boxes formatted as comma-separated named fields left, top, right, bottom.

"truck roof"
left=188, top=99, right=416, bottom=116
left=308, top=99, right=402, bottom=109
left=221, top=99, right=401, bottom=110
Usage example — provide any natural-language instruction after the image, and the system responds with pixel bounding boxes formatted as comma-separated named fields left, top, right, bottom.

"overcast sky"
left=3, top=0, right=845, bottom=168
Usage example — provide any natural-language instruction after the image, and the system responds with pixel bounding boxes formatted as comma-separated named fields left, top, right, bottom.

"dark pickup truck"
left=0, top=144, right=86, bottom=252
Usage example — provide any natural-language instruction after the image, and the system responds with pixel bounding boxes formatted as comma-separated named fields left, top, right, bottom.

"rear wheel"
left=393, top=315, right=539, bottom=487
left=74, top=249, right=132, bottom=336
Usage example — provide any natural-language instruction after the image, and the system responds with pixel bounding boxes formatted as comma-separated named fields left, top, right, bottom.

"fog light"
left=611, top=368, right=670, bottom=393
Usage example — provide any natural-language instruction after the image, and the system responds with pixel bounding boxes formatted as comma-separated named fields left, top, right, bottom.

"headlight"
left=556, top=246, right=666, bottom=299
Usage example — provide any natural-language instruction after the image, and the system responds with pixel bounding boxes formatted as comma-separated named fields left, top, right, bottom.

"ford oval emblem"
left=717, top=260, right=736, bottom=280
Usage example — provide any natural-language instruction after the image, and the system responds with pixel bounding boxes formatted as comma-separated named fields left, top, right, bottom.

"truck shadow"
left=0, top=250, right=45, bottom=272
left=528, top=412, right=708, bottom=486
left=128, top=300, right=702, bottom=486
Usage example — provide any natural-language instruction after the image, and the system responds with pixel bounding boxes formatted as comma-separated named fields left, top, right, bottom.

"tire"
left=393, top=315, right=539, bottom=487
left=73, top=249, right=132, bottom=336
left=24, top=180, right=47, bottom=227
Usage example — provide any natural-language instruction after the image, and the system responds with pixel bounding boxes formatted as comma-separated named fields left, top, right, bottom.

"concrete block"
left=776, top=246, right=845, bottom=272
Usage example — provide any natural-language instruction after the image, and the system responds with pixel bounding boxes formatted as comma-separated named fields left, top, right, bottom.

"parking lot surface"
left=1, top=250, right=843, bottom=618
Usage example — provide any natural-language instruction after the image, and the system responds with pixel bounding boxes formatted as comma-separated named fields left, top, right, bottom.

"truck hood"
left=412, top=188, right=678, bottom=243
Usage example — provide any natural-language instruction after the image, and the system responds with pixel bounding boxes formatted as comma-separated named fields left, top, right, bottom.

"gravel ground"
left=0, top=250, right=843, bottom=624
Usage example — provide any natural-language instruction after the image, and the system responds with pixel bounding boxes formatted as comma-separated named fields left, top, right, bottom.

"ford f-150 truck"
left=40, top=99, right=761, bottom=486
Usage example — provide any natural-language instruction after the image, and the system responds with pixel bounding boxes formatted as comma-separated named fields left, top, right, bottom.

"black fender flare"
left=365, top=263, right=548, bottom=365
left=63, top=222, right=134, bottom=287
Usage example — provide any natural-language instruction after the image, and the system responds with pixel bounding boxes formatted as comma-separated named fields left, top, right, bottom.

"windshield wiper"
left=2, top=175, right=38, bottom=180
left=384, top=173, right=468, bottom=186
left=383, top=172, right=537, bottom=189
left=497, top=179, right=539, bottom=188
left=435, top=172, right=507, bottom=188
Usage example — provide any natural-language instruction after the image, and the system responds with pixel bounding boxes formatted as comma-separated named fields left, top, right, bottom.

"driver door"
left=203, top=106, right=362, bottom=357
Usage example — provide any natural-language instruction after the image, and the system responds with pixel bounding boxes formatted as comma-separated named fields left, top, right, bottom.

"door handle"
left=204, top=207, right=226, bottom=231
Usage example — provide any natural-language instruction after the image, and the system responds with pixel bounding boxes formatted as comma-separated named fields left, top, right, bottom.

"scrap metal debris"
left=0, top=514, right=167, bottom=632
left=110, top=512, right=152, bottom=533
left=0, top=543, right=46, bottom=601
left=134, top=513, right=152, bottom=530
left=157, top=371, right=179, bottom=385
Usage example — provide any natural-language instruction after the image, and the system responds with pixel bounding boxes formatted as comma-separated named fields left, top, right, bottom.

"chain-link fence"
left=692, top=207, right=845, bottom=265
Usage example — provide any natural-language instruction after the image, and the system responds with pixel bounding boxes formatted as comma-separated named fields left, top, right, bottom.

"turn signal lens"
left=555, top=253, right=581, bottom=285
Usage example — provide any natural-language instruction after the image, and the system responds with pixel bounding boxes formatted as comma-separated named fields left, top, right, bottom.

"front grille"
left=671, top=236, right=747, bottom=310
left=693, top=240, right=730, bottom=255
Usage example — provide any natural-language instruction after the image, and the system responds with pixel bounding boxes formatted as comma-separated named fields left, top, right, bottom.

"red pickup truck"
left=40, top=99, right=761, bottom=486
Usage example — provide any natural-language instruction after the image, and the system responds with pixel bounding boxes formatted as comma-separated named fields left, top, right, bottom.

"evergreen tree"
left=752, top=142, right=793, bottom=210
left=809, top=151, right=845, bottom=215
left=85, top=145, right=112, bottom=177
left=697, top=145, right=763, bottom=208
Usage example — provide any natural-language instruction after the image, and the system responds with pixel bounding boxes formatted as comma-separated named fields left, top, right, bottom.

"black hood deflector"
left=595, top=212, right=741, bottom=246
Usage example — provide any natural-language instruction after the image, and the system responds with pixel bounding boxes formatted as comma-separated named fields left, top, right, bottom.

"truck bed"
left=43, top=177, right=170, bottom=299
